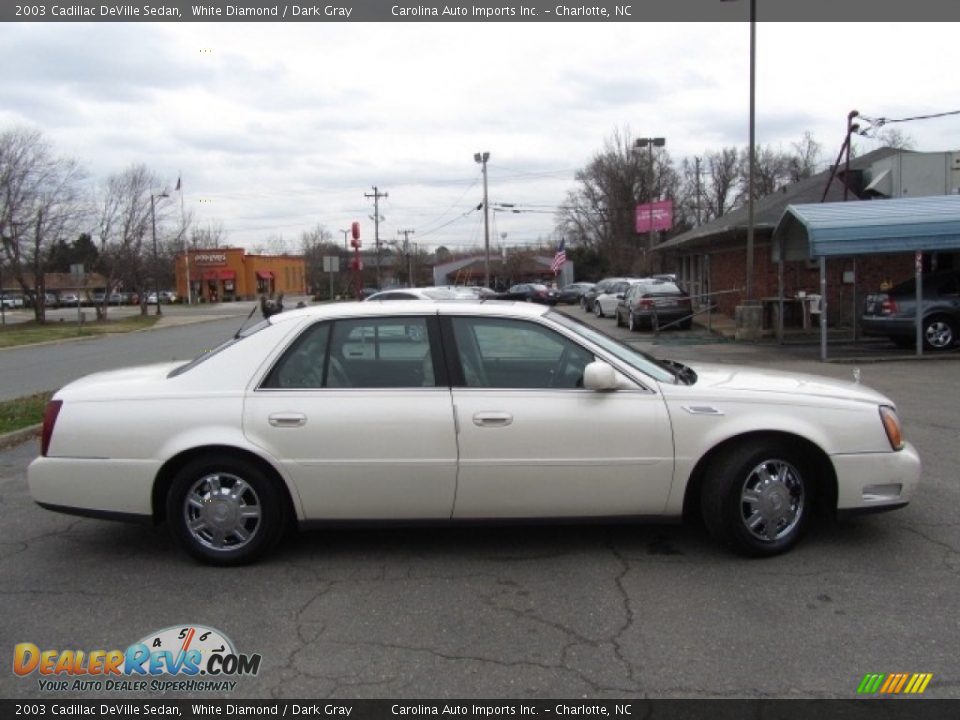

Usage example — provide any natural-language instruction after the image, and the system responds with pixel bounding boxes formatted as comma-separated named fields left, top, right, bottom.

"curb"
left=0, top=423, right=41, bottom=451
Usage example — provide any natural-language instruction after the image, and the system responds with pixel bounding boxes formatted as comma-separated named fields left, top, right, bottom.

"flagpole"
left=178, top=173, right=192, bottom=305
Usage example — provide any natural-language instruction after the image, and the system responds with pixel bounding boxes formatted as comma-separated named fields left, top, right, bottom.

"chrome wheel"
left=739, top=459, right=805, bottom=543
left=183, top=472, right=262, bottom=552
left=628, top=311, right=637, bottom=332
left=924, top=318, right=955, bottom=350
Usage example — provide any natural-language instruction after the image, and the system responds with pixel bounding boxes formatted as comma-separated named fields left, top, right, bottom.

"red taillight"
left=881, top=297, right=898, bottom=315
left=639, top=298, right=654, bottom=309
left=41, top=400, right=62, bottom=457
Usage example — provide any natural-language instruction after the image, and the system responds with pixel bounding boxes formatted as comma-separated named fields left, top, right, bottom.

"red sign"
left=635, top=199, right=673, bottom=234
left=351, top=221, right=361, bottom=240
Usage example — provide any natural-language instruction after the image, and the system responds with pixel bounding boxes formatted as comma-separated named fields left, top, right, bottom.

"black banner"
left=1, top=700, right=958, bottom=720
left=3, top=0, right=960, bottom=22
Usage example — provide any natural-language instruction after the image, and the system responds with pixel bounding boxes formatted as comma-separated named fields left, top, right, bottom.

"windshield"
left=167, top=318, right=272, bottom=378
left=547, top=310, right=678, bottom=384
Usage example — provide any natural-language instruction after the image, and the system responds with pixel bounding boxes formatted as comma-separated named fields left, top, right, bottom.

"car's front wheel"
left=701, top=442, right=811, bottom=557
left=923, top=315, right=956, bottom=350
left=166, top=454, right=287, bottom=565
left=594, top=302, right=604, bottom=318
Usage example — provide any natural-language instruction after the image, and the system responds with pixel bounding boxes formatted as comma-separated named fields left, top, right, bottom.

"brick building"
left=656, top=147, right=958, bottom=327
left=174, top=248, right=306, bottom=302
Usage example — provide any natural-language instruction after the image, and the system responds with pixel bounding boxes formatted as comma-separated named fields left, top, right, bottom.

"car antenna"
left=234, top=304, right=260, bottom=339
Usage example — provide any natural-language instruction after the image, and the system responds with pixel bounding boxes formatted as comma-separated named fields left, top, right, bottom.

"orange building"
left=174, top=248, right=306, bottom=302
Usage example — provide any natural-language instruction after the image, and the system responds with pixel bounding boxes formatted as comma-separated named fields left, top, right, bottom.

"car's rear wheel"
left=701, top=442, right=810, bottom=557
left=628, top=311, right=639, bottom=332
left=923, top=315, right=956, bottom=350
left=615, top=309, right=624, bottom=327
left=167, top=454, right=286, bottom=566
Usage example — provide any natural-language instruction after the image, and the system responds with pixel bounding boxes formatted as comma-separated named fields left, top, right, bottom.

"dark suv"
left=861, top=270, right=960, bottom=350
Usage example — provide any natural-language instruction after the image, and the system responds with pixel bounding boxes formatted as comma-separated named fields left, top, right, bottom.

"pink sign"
left=635, top=199, right=673, bottom=234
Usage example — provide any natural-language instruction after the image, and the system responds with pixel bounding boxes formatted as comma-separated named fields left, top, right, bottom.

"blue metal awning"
left=773, top=195, right=960, bottom=259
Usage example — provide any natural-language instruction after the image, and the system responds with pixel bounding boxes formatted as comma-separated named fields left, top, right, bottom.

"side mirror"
left=583, top=361, right=618, bottom=391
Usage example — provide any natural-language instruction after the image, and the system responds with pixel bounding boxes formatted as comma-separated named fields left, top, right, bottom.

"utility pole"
left=474, top=152, right=491, bottom=288
left=397, top=229, right=415, bottom=286
left=693, top=156, right=703, bottom=226
left=364, top=186, right=388, bottom=288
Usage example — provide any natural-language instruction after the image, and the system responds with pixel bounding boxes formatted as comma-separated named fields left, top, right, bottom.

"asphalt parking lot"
left=1, top=306, right=958, bottom=700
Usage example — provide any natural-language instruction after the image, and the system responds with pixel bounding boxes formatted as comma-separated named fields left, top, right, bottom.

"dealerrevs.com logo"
left=13, top=624, right=261, bottom=693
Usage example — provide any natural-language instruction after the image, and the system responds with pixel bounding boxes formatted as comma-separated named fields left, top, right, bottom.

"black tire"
left=166, top=454, right=287, bottom=566
left=628, top=311, right=638, bottom=332
left=922, top=315, right=956, bottom=351
left=615, top=309, right=624, bottom=327
left=594, top=302, right=604, bottom=318
left=700, top=442, right=811, bottom=557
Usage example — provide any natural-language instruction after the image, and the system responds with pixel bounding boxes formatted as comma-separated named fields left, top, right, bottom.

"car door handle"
left=473, top=412, right=513, bottom=427
left=268, top=413, right=307, bottom=428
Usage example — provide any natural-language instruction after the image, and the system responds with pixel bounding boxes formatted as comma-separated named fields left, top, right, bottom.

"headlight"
left=879, top=405, right=904, bottom=451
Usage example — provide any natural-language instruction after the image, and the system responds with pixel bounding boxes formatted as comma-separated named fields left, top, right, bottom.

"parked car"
left=499, top=283, right=560, bottom=304
left=29, top=301, right=919, bottom=565
left=58, top=292, right=80, bottom=307
left=580, top=277, right=632, bottom=312
left=0, top=293, right=24, bottom=309
left=616, top=280, right=694, bottom=331
left=593, top=279, right=642, bottom=318
left=364, top=287, right=475, bottom=301
left=145, top=291, right=176, bottom=304
left=861, top=270, right=960, bottom=350
left=556, top=281, right=595, bottom=305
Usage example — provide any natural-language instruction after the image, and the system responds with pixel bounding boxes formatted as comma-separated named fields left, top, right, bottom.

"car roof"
left=270, top=299, right=552, bottom=325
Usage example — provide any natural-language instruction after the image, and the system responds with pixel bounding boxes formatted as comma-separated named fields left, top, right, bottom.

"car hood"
left=679, top=362, right=891, bottom=406
left=55, top=362, right=187, bottom=400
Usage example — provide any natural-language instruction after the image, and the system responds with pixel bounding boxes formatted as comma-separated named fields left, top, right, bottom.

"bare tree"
left=95, top=164, right=169, bottom=319
left=0, top=127, right=87, bottom=322
left=787, top=131, right=823, bottom=183
left=190, top=221, right=227, bottom=249
left=555, top=127, right=675, bottom=275
left=299, top=224, right=335, bottom=296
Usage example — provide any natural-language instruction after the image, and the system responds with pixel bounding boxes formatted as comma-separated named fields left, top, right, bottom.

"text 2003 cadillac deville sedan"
left=28, top=301, right=920, bottom=565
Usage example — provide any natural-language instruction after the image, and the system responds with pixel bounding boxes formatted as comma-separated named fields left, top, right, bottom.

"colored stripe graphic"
left=858, top=673, right=933, bottom=694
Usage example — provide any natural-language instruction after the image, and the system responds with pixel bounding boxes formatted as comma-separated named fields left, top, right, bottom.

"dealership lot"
left=1, top=310, right=958, bottom=699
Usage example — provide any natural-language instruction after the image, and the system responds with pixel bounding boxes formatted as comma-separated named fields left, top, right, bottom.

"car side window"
left=261, top=322, right=331, bottom=389
left=451, top=317, right=594, bottom=389
left=329, top=317, right=435, bottom=388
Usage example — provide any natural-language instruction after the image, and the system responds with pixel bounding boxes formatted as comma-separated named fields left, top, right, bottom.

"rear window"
left=168, top=318, right=272, bottom=377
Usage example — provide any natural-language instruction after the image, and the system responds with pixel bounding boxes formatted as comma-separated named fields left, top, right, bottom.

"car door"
left=243, top=314, right=459, bottom=519
left=443, top=314, right=675, bottom=518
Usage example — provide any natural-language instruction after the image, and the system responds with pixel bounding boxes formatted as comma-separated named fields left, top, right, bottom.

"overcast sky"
left=2, top=21, right=958, bottom=254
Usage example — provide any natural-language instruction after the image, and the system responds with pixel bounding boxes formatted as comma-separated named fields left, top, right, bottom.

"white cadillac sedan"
left=28, top=301, right=920, bottom=565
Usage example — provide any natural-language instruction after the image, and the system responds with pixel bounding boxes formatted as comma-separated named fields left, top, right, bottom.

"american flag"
left=551, top=238, right=566, bottom=275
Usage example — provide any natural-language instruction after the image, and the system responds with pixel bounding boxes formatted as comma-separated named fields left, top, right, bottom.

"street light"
left=340, top=228, right=350, bottom=250
left=474, top=152, right=491, bottom=288
left=151, top=191, right=169, bottom=316
left=634, top=137, right=666, bottom=260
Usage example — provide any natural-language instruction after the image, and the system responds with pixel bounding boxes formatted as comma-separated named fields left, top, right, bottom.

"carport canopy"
left=773, top=194, right=960, bottom=261
left=771, top=194, right=960, bottom=360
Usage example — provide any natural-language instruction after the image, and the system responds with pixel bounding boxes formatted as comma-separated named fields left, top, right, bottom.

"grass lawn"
left=0, top=391, right=54, bottom=435
left=0, top=314, right=159, bottom=349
